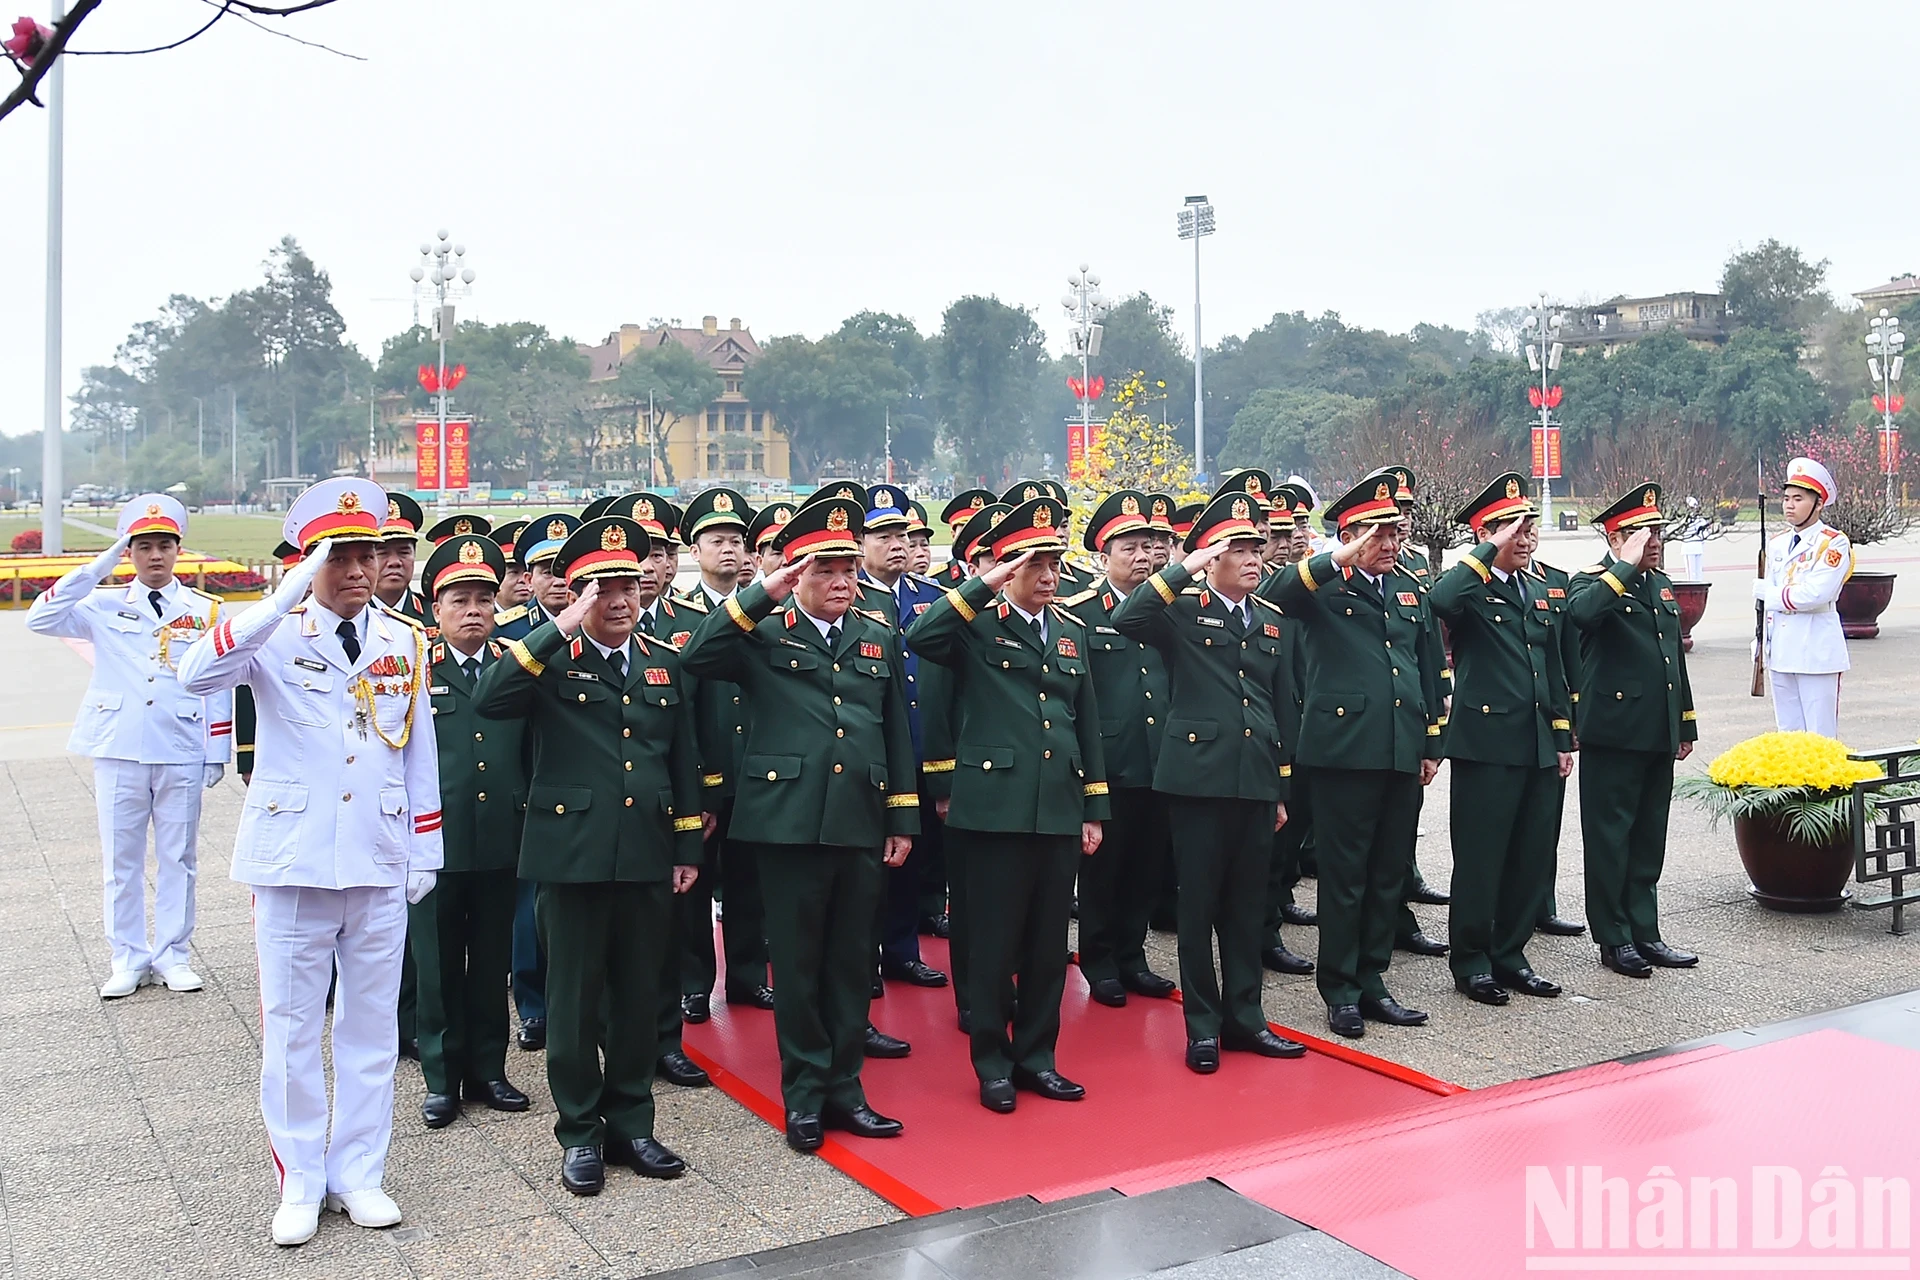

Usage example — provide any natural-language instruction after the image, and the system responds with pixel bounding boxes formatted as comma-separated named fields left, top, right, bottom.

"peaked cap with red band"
left=1083, top=489, right=1153, bottom=553
left=1324, top=474, right=1404, bottom=532
left=117, top=492, right=187, bottom=540
left=1591, top=482, right=1666, bottom=535
left=1783, top=457, right=1835, bottom=507
left=285, top=477, right=388, bottom=550
left=954, top=503, right=1011, bottom=563
left=381, top=492, right=424, bottom=542
left=1144, top=492, right=1177, bottom=532
left=941, top=489, right=996, bottom=531
left=773, top=497, right=864, bottom=564
left=554, top=516, right=650, bottom=584
left=423, top=532, right=505, bottom=596
left=1455, top=471, right=1537, bottom=534
left=989, top=497, right=1070, bottom=559
left=1187, top=491, right=1266, bottom=551
left=1213, top=468, right=1276, bottom=514
left=424, top=513, right=491, bottom=545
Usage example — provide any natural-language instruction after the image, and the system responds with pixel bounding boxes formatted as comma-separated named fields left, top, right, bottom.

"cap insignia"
left=988, top=510, right=1007, bottom=528
left=826, top=506, right=850, bottom=532
left=1246, top=476, right=1264, bottom=495
left=1505, top=478, right=1521, bottom=499
left=146, top=503, right=162, bottom=517
left=338, top=492, right=363, bottom=514
left=388, top=499, right=401, bottom=520
left=876, top=489, right=894, bottom=507
left=454, top=518, right=473, bottom=534
left=636, top=499, right=655, bottom=521
left=834, top=486, right=858, bottom=500
left=772, top=507, right=792, bottom=525
left=1643, top=487, right=1657, bottom=507
left=1232, top=497, right=1250, bottom=520
left=602, top=525, right=628, bottom=552
left=1023, top=485, right=1040, bottom=501
left=1152, top=498, right=1168, bottom=515
left=1034, top=504, right=1054, bottom=529
left=1120, top=495, right=1140, bottom=515
left=459, top=541, right=483, bottom=564
left=546, top=520, right=567, bottom=540
left=1374, top=482, right=1392, bottom=502
left=714, top=492, right=734, bottom=513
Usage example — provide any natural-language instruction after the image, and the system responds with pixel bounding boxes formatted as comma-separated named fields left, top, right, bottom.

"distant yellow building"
left=1558, top=292, right=1730, bottom=356
left=583, top=316, right=791, bottom=487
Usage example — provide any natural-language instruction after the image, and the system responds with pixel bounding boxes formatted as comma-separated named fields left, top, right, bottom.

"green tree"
left=926, top=296, right=1050, bottom=485
left=1220, top=386, right=1373, bottom=476
left=1720, top=239, right=1831, bottom=333
left=228, top=237, right=363, bottom=480
left=747, top=332, right=913, bottom=480
left=837, top=311, right=936, bottom=466
left=1091, top=293, right=1191, bottom=433
left=612, top=340, right=724, bottom=484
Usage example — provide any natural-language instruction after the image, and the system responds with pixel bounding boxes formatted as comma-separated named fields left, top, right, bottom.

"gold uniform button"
left=1038, top=693, right=1047, bottom=701
left=791, top=660, right=800, bottom=668
left=1615, top=691, right=1624, bottom=700
left=1395, top=699, right=1401, bottom=707
left=732, top=696, right=741, bottom=705
left=342, top=793, right=351, bottom=802
left=836, top=728, right=845, bottom=738
left=1242, top=698, right=1250, bottom=707
left=1043, top=750, right=1052, bottom=759
left=833, top=663, right=841, bottom=672
left=833, top=696, right=842, bottom=706
left=1244, top=728, right=1253, bottom=737
left=1482, top=705, right=1490, bottom=713
left=1392, top=668, right=1399, bottom=676
left=1002, top=660, right=1011, bottom=669
left=833, top=763, right=844, bottom=774
left=1188, top=733, right=1198, bottom=743
left=577, top=693, right=587, bottom=703
left=1385, top=640, right=1392, bottom=648
left=622, top=695, right=631, bottom=705
left=346, top=755, right=355, bottom=764
left=555, top=804, right=565, bottom=814
left=1147, top=716, right=1155, bottom=725
left=1042, top=719, right=1052, bottom=729
left=477, top=761, right=487, bottom=771
left=1336, top=707, right=1346, bottom=716
left=1144, top=691, right=1152, bottom=699
left=982, top=761, right=994, bottom=771
left=1140, top=667, right=1149, bottom=675
left=474, top=732, right=484, bottom=742
left=624, top=761, right=633, bottom=771
left=659, top=697, right=669, bottom=706
left=766, top=771, right=779, bottom=781
left=1494, top=614, right=1502, bottom=623
left=1042, top=664, right=1049, bottom=673
left=622, top=728, right=631, bottom=738
left=624, top=797, right=633, bottom=807
left=478, top=791, right=487, bottom=801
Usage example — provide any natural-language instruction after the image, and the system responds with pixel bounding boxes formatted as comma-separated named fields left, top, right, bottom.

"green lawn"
left=0, top=519, right=115, bottom=553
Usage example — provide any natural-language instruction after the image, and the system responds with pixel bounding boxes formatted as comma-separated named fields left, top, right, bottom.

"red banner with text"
left=1530, top=425, right=1563, bottom=480
left=1066, top=419, right=1105, bottom=481
left=415, top=418, right=472, bottom=490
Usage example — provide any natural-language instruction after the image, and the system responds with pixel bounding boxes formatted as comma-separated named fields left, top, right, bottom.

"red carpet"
left=1217, top=1029, right=1920, bottom=1278
left=681, top=937, right=1456, bottom=1214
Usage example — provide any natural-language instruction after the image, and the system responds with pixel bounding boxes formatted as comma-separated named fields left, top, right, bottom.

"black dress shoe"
left=1186, top=1038, right=1220, bottom=1074
left=1261, top=943, right=1314, bottom=975
left=1279, top=902, right=1318, bottom=927
left=463, top=1079, right=531, bottom=1111
left=606, top=1136, right=686, bottom=1180
left=657, top=1050, right=712, bottom=1088
left=1359, top=994, right=1430, bottom=1026
left=1455, top=974, right=1511, bottom=1006
left=398, top=1037, right=420, bottom=1061
left=882, top=959, right=949, bottom=988
left=785, top=1112, right=823, bottom=1152
left=1327, top=1004, right=1365, bottom=1038
left=421, top=1093, right=460, bottom=1128
left=681, top=993, right=711, bottom=1023
left=930, top=913, right=950, bottom=939
left=1409, top=882, right=1451, bottom=906
left=1010, top=1067, right=1086, bottom=1101
left=1395, top=931, right=1449, bottom=957
left=1536, top=915, right=1587, bottom=937
left=726, top=984, right=776, bottom=1010
left=956, top=1009, right=972, bottom=1035
left=980, top=1078, right=1016, bottom=1113
left=1223, top=1027, right=1308, bottom=1058
left=1637, top=940, right=1698, bottom=968
left=517, top=1019, right=546, bottom=1051
left=863, top=1024, right=911, bottom=1058
left=1087, top=977, right=1127, bottom=1007
left=561, top=1145, right=604, bottom=1196
left=1119, top=969, right=1176, bottom=998
left=917, top=912, right=949, bottom=938
left=823, top=1103, right=903, bottom=1138
left=1601, top=943, right=1653, bottom=977
left=1494, top=967, right=1562, bottom=998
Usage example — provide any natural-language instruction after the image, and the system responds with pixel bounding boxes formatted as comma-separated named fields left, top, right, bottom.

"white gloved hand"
left=406, top=871, right=437, bottom=904
left=1751, top=578, right=1769, bottom=601
left=88, top=535, right=131, bottom=580
left=203, top=764, right=224, bottom=789
left=270, top=537, right=331, bottom=613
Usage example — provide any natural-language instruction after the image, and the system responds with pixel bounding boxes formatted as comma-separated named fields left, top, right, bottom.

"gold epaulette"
left=1049, top=602, right=1086, bottom=627
left=1250, top=594, right=1284, bottom=613
left=379, top=602, right=426, bottom=630
left=639, top=631, right=682, bottom=653
left=1580, top=564, right=1607, bottom=575
left=852, top=606, right=891, bottom=627
left=1059, top=587, right=1100, bottom=608
left=673, top=589, right=711, bottom=613
left=494, top=604, right=529, bottom=625
left=1179, top=586, right=1204, bottom=596
left=859, top=579, right=890, bottom=594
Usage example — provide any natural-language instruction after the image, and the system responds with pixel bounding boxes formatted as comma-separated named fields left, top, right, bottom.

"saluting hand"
left=883, top=835, right=912, bottom=868
left=1331, top=522, right=1381, bottom=567
left=759, top=553, right=813, bottom=603
left=1489, top=515, right=1531, bottom=551
left=977, top=549, right=1034, bottom=592
left=269, top=536, right=330, bottom=611
left=1619, top=527, right=1654, bottom=568
left=554, top=579, right=599, bottom=635
left=1179, top=539, right=1231, bottom=576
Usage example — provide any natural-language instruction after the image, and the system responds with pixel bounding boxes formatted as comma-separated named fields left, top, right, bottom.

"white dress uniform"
left=25, top=495, right=232, bottom=989
left=177, top=478, right=442, bottom=1236
left=1755, top=458, right=1852, bottom=738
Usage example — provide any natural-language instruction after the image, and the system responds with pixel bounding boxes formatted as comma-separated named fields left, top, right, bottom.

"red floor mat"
left=681, top=936, right=1453, bottom=1212
left=1224, top=1029, right=1920, bottom=1279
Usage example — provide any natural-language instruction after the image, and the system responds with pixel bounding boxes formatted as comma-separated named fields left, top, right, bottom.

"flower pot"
left=1732, top=812, right=1853, bottom=912
left=1837, top=571, right=1897, bottom=640
left=1670, top=580, right=1710, bottom=653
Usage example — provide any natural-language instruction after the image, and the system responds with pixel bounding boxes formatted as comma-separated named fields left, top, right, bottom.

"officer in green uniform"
left=423, top=513, right=493, bottom=546
left=1059, top=490, right=1178, bottom=1008
left=907, top=497, right=1110, bottom=1112
left=1264, top=474, right=1445, bottom=1038
left=489, top=519, right=531, bottom=614
left=682, top=497, right=920, bottom=1152
left=473, top=515, right=703, bottom=1195
left=1427, top=474, right=1572, bottom=1006
left=375, top=493, right=430, bottom=624
left=935, top=490, right=997, bottom=592
left=674, top=486, right=774, bottom=1018
left=1116, top=491, right=1310, bottom=1071
left=414, top=533, right=533, bottom=1128
left=1567, top=484, right=1699, bottom=978
left=1258, top=483, right=1319, bottom=969
left=1531, top=549, right=1588, bottom=937
left=1142, top=493, right=1182, bottom=931
left=750, top=502, right=798, bottom=582
left=999, top=480, right=1088, bottom=591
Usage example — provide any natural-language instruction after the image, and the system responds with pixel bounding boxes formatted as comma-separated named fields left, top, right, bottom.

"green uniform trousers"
left=678, top=801, right=770, bottom=1001
left=958, top=830, right=1078, bottom=1081
left=537, top=880, right=669, bottom=1150
left=1076, top=788, right=1166, bottom=985
left=1169, top=797, right=1274, bottom=1042
left=1541, top=774, right=1570, bottom=924
left=946, top=826, right=972, bottom=1019
left=1311, top=769, right=1422, bottom=1007
left=1446, top=761, right=1558, bottom=982
left=751, top=842, right=883, bottom=1116
left=1265, top=767, right=1312, bottom=948
left=410, top=868, right=516, bottom=1097
left=1579, top=746, right=1675, bottom=948
left=1394, top=798, right=1429, bottom=944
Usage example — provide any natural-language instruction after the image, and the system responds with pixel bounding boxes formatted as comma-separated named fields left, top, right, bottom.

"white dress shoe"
left=99, top=969, right=152, bottom=999
left=325, top=1187, right=401, bottom=1228
left=156, top=965, right=204, bottom=992
left=271, top=1199, right=321, bottom=1246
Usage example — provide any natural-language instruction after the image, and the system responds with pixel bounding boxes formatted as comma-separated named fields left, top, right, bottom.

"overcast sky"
left=0, top=0, right=1909, bottom=437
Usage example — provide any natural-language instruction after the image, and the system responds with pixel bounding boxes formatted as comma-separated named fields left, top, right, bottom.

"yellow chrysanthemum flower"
left=1707, top=731, right=1882, bottom=792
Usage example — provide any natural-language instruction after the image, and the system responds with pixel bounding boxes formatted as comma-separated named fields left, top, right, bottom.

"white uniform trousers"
left=252, top=883, right=406, bottom=1205
left=1771, top=670, right=1841, bottom=739
left=92, top=759, right=204, bottom=975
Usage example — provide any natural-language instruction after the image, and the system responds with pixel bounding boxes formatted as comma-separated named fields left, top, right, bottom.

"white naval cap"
left=284, top=477, right=389, bottom=550
left=117, top=492, right=188, bottom=540
left=1784, top=457, right=1836, bottom=507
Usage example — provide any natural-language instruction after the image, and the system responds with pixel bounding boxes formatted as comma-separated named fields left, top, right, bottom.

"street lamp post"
left=409, top=230, right=475, bottom=515
left=1866, top=307, right=1905, bottom=511
left=1176, top=196, right=1215, bottom=481
left=1059, top=263, right=1109, bottom=463
left=39, top=0, right=66, bottom=552
left=1522, top=294, right=1565, bottom=528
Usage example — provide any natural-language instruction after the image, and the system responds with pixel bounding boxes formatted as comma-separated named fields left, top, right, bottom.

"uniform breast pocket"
left=855, top=658, right=889, bottom=679
left=430, top=693, right=456, bottom=718
left=1054, top=660, right=1085, bottom=680
left=770, top=648, right=820, bottom=675
left=239, top=781, right=307, bottom=868
left=562, top=677, right=611, bottom=708
left=530, top=784, right=594, bottom=818
left=375, top=788, right=409, bottom=862
left=986, top=646, right=1031, bottom=673
left=279, top=662, right=334, bottom=726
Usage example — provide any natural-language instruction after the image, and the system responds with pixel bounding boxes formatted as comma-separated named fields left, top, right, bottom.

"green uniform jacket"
left=1532, top=559, right=1582, bottom=726
left=1262, top=552, right=1445, bottom=775
left=680, top=584, right=920, bottom=847
left=673, top=587, right=746, bottom=802
left=1401, top=547, right=1453, bottom=700
left=473, top=621, right=703, bottom=883
left=1111, top=565, right=1292, bottom=802
left=1427, top=543, right=1573, bottom=768
left=428, top=639, right=531, bottom=872
left=1059, top=581, right=1169, bottom=790
left=905, top=576, right=1112, bottom=834
left=1566, top=555, right=1698, bottom=754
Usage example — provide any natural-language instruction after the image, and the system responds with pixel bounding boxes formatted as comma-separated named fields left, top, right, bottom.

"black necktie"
left=609, top=646, right=627, bottom=680
left=1515, top=575, right=1528, bottom=605
left=149, top=589, right=165, bottom=618
left=337, top=619, right=361, bottom=664
left=1789, top=532, right=1801, bottom=554
left=827, top=623, right=842, bottom=650
left=463, top=658, right=480, bottom=682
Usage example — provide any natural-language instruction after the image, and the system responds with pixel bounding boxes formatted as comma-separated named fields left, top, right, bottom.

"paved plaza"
left=3, top=533, right=1918, bottom=1278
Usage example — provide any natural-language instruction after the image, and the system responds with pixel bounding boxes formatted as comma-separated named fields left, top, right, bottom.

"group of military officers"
left=50, top=447, right=1741, bottom=1243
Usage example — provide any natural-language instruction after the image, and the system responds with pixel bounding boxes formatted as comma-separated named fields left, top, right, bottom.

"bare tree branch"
left=0, top=0, right=104, bottom=125
left=69, top=5, right=231, bottom=56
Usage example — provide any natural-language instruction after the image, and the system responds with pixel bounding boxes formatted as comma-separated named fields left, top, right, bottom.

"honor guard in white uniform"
left=1754, top=457, right=1851, bottom=738
left=178, top=478, right=443, bottom=1248
left=27, top=494, right=232, bottom=998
